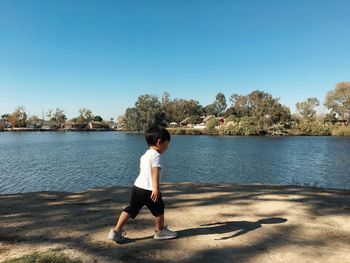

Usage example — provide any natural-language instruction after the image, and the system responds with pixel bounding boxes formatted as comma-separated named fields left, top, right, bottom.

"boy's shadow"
left=178, top=217, right=287, bottom=240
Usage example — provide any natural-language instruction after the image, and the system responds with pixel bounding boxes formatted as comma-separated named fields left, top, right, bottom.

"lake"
left=0, top=132, right=349, bottom=194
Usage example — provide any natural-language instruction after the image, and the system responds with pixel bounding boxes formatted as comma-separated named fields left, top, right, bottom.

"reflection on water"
left=0, top=132, right=349, bottom=193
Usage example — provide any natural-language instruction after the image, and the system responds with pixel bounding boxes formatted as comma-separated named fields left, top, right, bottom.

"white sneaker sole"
left=154, top=235, right=177, bottom=240
left=108, top=236, right=125, bottom=242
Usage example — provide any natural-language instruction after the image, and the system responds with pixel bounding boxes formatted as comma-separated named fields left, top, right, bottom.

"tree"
left=135, top=95, right=165, bottom=129
left=203, top=93, right=227, bottom=117
left=116, top=115, right=126, bottom=129
left=324, top=82, right=350, bottom=124
left=124, top=107, right=141, bottom=131
left=229, top=90, right=291, bottom=131
left=124, top=94, right=166, bottom=131
left=229, top=94, right=249, bottom=117
left=1, top=114, right=11, bottom=122
left=161, top=92, right=173, bottom=124
left=214, top=92, right=227, bottom=116
left=296, top=97, right=320, bottom=122
left=324, top=112, right=337, bottom=125
left=161, top=95, right=203, bottom=124
left=177, top=99, right=203, bottom=122
left=93, top=115, right=103, bottom=122
left=46, top=109, right=53, bottom=121
left=9, top=106, right=27, bottom=127
left=77, top=108, right=93, bottom=123
left=28, top=115, right=40, bottom=125
left=203, top=103, right=216, bottom=116
left=47, top=108, right=67, bottom=125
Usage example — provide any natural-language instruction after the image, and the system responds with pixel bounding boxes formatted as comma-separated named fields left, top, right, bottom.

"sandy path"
left=1, top=182, right=350, bottom=263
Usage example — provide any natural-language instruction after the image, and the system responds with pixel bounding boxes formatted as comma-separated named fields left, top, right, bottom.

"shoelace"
left=162, top=226, right=172, bottom=234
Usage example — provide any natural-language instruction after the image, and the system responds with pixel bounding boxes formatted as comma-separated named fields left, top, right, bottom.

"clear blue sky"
left=1, top=0, right=349, bottom=120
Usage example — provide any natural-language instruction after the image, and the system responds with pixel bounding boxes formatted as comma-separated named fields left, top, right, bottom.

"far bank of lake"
left=2, top=125, right=350, bottom=136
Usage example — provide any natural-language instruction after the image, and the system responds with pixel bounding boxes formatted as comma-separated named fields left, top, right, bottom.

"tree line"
left=1, top=81, right=349, bottom=135
left=120, top=81, right=350, bottom=135
left=0, top=107, right=110, bottom=128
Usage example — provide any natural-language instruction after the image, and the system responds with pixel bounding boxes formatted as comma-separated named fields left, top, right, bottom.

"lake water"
left=0, top=132, right=350, bottom=194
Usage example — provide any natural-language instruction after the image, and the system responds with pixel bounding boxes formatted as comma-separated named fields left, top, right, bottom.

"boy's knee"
left=124, top=206, right=139, bottom=219
left=152, top=211, right=164, bottom=218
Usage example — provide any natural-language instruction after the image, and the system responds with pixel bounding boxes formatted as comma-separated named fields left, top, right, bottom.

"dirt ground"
left=1, top=182, right=350, bottom=263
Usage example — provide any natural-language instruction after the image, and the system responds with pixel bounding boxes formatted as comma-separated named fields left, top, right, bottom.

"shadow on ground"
left=179, top=217, right=287, bottom=240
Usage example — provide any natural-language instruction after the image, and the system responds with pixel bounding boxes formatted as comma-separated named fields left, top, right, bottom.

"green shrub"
left=239, top=117, right=259, bottom=135
left=224, top=115, right=239, bottom=123
left=185, top=128, right=203, bottom=135
left=218, top=122, right=243, bottom=135
left=291, top=122, right=331, bottom=135
left=205, top=118, right=219, bottom=134
left=167, top=128, right=204, bottom=135
left=266, top=124, right=289, bottom=136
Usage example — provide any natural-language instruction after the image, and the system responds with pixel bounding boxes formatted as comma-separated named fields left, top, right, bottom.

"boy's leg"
left=114, top=211, right=130, bottom=232
left=145, top=192, right=165, bottom=231
left=108, top=211, right=130, bottom=242
left=145, top=192, right=177, bottom=240
left=154, top=214, right=164, bottom=232
left=153, top=213, right=177, bottom=240
left=109, top=186, right=143, bottom=242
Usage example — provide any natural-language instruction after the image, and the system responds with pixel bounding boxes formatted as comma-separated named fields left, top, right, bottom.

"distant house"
left=337, top=119, right=348, bottom=126
left=169, top=122, right=179, bottom=128
left=109, top=122, right=119, bottom=129
left=63, top=121, right=89, bottom=130
left=180, top=117, right=194, bottom=128
left=27, top=124, right=35, bottom=130
left=63, top=121, right=75, bottom=130
left=88, top=121, right=110, bottom=130
left=41, top=121, right=59, bottom=130
left=27, top=121, right=41, bottom=130
left=193, top=123, right=206, bottom=129
left=203, top=115, right=214, bottom=123
left=76, top=123, right=88, bottom=130
left=0, top=120, right=12, bottom=129
left=336, top=113, right=349, bottom=126
left=203, top=115, right=225, bottom=125
left=217, top=117, right=225, bottom=125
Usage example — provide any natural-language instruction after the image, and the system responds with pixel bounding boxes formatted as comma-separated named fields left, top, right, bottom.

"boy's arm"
left=150, top=167, right=161, bottom=202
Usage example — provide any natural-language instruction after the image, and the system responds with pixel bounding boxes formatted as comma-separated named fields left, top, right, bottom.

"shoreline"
left=0, top=129, right=117, bottom=132
left=1, top=182, right=350, bottom=262
left=1, top=129, right=350, bottom=136
left=2, top=181, right=350, bottom=196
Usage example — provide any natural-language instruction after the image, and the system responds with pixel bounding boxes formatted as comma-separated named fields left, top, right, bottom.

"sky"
left=0, top=0, right=349, bottom=120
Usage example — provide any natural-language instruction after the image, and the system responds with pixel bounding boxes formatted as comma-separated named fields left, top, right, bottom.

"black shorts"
left=124, top=186, right=165, bottom=219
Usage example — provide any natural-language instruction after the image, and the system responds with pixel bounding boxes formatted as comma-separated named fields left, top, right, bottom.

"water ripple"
left=1, top=133, right=350, bottom=193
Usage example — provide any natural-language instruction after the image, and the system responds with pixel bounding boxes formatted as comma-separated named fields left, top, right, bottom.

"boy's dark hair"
left=145, top=125, right=171, bottom=146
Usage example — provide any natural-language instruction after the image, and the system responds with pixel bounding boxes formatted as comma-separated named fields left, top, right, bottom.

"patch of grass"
left=290, top=177, right=320, bottom=189
left=2, top=250, right=81, bottom=263
left=330, top=126, right=350, bottom=136
left=167, top=128, right=204, bottom=135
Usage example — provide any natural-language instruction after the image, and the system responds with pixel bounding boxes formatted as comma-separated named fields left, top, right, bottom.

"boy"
left=108, top=125, right=177, bottom=242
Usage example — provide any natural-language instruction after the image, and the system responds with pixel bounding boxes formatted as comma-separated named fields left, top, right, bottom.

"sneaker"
left=108, top=229, right=126, bottom=243
left=154, top=226, right=177, bottom=240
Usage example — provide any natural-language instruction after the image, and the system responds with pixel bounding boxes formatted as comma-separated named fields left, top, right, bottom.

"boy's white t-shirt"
left=134, top=149, right=162, bottom=191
